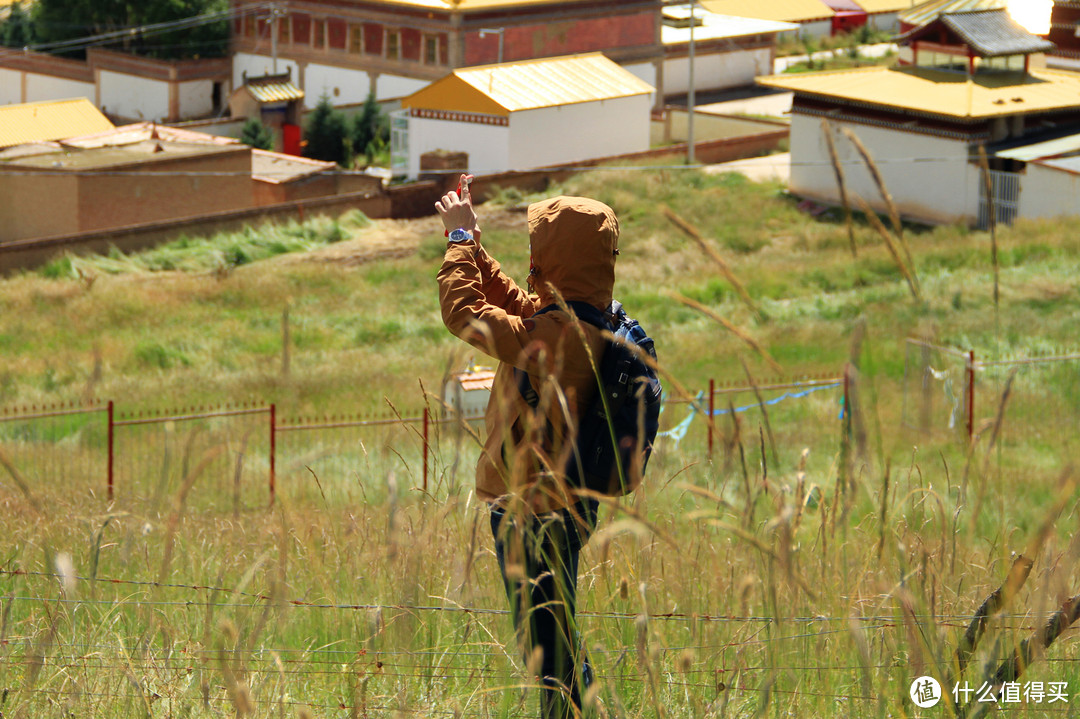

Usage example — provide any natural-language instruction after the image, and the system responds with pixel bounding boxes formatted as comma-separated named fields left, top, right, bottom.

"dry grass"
left=2, top=168, right=1080, bottom=715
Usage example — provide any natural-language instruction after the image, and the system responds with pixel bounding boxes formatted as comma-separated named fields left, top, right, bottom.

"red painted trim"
left=107, top=400, right=114, bottom=502
left=269, top=403, right=277, bottom=506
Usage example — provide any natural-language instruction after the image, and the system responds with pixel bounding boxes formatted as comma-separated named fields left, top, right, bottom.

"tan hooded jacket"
left=437, top=196, right=619, bottom=512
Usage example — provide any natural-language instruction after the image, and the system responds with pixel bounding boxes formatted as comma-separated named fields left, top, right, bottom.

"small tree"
left=239, top=117, right=275, bottom=151
left=350, top=92, right=390, bottom=164
left=304, top=94, right=349, bottom=165
left=1, top=2, right=35, bottom=48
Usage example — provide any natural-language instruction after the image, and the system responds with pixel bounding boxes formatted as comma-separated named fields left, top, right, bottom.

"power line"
left=0, top=155, right=995, bottom=180
left=0, top=3, right=270, bottom=58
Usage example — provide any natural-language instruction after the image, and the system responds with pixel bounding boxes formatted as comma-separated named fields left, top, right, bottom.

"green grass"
left=2, top=167, right=1080, bottom=716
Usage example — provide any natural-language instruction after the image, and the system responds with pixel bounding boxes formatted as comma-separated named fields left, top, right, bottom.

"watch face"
left=449, top=229, right=472, bottom=242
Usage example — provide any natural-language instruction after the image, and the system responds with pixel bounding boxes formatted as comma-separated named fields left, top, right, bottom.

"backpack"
left=516, top=300, right=662, bottom=496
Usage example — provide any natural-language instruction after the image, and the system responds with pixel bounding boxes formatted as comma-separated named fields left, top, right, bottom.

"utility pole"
left=687, top=0, right=696, bottom=165
left=270, top=2, right=286, bottom=74
left=479, top=27, right=505, bottom=63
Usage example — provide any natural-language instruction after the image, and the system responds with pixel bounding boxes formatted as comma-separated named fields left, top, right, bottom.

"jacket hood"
left=527, top=196, right=619, bottom=311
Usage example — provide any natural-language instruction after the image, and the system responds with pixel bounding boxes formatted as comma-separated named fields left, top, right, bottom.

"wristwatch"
left=448, top=228, right=474, bottom=244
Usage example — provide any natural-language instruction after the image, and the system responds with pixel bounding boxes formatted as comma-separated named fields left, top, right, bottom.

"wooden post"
left=107, top=400, right=114, bottom=501
left=269, top=403, right=276, bottom=506
left=281, top=305, right=290, bottom=378
left=966, top=351, right=975, bottom=444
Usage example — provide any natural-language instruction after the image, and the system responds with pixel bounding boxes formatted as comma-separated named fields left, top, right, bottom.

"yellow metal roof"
left=855, top=0, right=923, bottom=13
left=700, top=0, right=834, bottom=23
left=758, top=66, right=1080, bottom=120
left=403, top=53, right=654, bottom=116
left=246, top=81, right=304, bottom=103
left=0, top=98, right=114, bottom=149
left=353, top=0, right=595, bottom=9
left=898, top=0, right=1007, bottom=27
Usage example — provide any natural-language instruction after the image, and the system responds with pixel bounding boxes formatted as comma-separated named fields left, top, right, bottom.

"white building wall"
left=233, top=53, right=425, bottom=106
left=795, top=20, right=833, bottom=39
left=663, top=47, right=772, bottom=95
left=374, top=74, right=429, bottom=103
left=1019, top=163, right=1080, bottom=220
left=404, top=115, right=510, bottom=178
left=0, top=69, right=21, bottom=104
left=24, top=74, right=95, bottom=104
left=178, top=79, right=217, bottom=118
left=508, top=95, right=651, bottom=170
left=623, top=62, right=658, bottom=92
left=304, top=63, right=370, bottom=108
left=233, top=53, right=300, bottom=90
left=789, top=113, right=981, bottom=225
left=867, top=12, right=900, bottom=33
left=1047, top=55, right=1080, bottom=72
left=99, top=70, right=169, bottom=121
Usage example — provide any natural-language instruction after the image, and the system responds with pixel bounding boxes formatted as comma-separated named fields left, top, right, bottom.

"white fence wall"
left=1019, top=162, right=1080, bottom=220
left=405, top=115, right=510, bottom=178
left=789, top=113, right=980, bottom=225
left=304, top=63, right=369, bottom=108
left=24, top=74, right=95, bottom=105
left=99, top=71, right=169, bottom=121
left=509, top=95, right=650, bottom=170
left=663, top=47, right=772, bottom=95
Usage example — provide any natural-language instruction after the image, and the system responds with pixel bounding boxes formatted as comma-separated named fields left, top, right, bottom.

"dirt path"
left=285, top=206, right=527, bottom=267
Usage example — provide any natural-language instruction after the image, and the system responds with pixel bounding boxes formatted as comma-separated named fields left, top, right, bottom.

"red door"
left=282, top=123, right=302, bottom=156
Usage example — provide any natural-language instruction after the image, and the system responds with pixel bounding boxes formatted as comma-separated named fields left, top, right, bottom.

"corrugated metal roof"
left=825, top=0, right=866, bottom=13
left=456, top=371, right=495, bottom=392
left=252, top=149, right=336, bottom=184
left=0, top=98, right=114, bottom=149
left=5, top=140, right=238, bottom=170
left=700, top=0, right=835, bottom=23
left=246, top=81, right=304, bottom=103
left=662, top=7, right=799, bottom=44
left=403, top=53, right=654, bottom=116
left=898, top=0, right=1006, bottom=28
left=63, top=122, right=241, bottom=148
left=995, top=133, right=1080, bottom=161
left=855, top=0, right=922, bottom=13
left=1036, top=155, right=1080, bottom=175
left=935, top=10, right=1056, bottom=56
left=758, top=65, right=1080, bottom=119
left=357, top=0, right=595, bottom=9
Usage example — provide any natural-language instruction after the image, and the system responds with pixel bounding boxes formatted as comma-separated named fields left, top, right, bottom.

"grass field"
left=1, top=168, right=1080, bottom=717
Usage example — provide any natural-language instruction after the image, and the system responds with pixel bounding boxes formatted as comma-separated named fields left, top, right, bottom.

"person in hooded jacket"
left=436, top=174, right=621, bottom=719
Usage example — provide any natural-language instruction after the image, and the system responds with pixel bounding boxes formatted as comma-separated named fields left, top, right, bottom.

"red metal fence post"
left=269, top=403, right=276, bottom=507
left=707, top=378, right=715, bottom=459
left=422, top=407, right=430, bottom=493
left=107, top=400, right=114, bottom=502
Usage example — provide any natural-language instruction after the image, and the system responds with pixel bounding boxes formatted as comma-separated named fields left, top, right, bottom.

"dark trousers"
left=490, top=500, right=598, bottom=719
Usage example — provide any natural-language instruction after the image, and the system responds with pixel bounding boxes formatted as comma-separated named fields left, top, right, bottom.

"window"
left=279, top=15, right=290, bottom=44
left=245, top=16, right=255, bottom=37
left=390, top=110, right=409, bottom=177
left=364, top=23, right=383, bottom=55
left=386, top=29, right=400, bottom=60
left=349, top=24, right=363, bottom=54
left=293, top=13, right=311, bottom=44
left=424, top=34, right=438, bottom=65
left=314, top=19, right=325, bottom=49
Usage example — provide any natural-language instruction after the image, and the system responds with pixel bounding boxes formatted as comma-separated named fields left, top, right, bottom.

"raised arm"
left=436, top=175, right=538, bottom=363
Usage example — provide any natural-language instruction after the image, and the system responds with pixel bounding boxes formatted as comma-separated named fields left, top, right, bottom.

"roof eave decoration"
left=897, top=9, right=1057, bottom=58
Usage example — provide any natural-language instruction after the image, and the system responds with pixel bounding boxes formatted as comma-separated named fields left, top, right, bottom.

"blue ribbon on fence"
left=709, top=382, right=842, bottom=417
